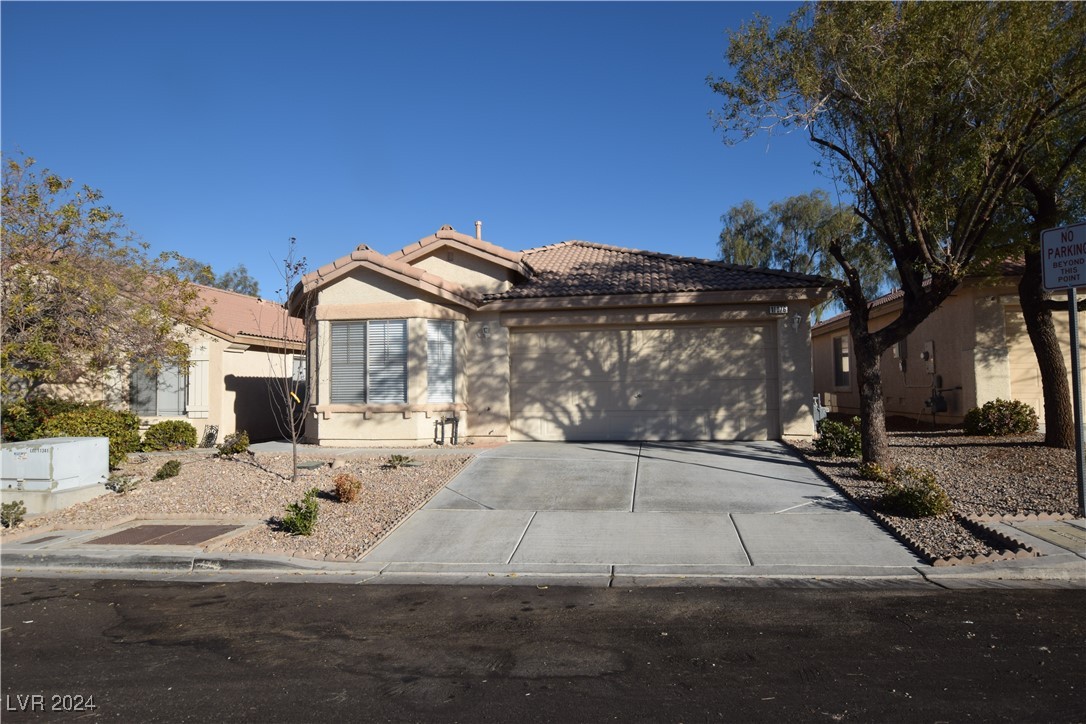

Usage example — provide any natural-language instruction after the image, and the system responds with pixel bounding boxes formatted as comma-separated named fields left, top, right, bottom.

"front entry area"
left=508, top=325, right=778, bottom=441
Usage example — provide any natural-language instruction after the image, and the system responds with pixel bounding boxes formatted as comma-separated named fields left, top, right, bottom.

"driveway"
left=362, top=442, right=923, bottom=580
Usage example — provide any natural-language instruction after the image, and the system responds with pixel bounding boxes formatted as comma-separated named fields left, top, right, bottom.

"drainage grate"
left=87, top=524, right=241, bottom=546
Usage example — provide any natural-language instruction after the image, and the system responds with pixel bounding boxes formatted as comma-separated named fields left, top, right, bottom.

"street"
left=1, top=578, right=1083, bottom=722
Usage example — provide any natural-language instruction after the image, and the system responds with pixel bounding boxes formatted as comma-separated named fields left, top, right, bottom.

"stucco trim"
left=484, top=288, right=832, bottom=312
left=315, top=302, right=469, bottom=322
left=313, top=402, right=469, bottom=420
left=500, top=307, right=787, bottom=329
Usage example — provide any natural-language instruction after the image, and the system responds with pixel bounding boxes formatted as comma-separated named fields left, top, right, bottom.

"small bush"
left=1, top=500, right=27, bottom=528
left=963, top=399, right=1039, bottom=437
left=333, top=473, right=362, bottom=503
left=814, top=417, right=862, bottom=458
left=383, top=454, right=419, bottom=469
left=281, top=488, right=320, bottom=536
left=34, top=406, right=141, bottom=469
left=152, top=459, right=182, bottom=481
left=2, top=397, right=86, bottom=442
left=142, top=420, right=198, bottom=451
left=856, top=461, right=894, bottom=483
left=217, top=430, right=250, bottom=456
left=106, top=474, right=141, bottom=494
left=878, top=465, right=953, bottom=518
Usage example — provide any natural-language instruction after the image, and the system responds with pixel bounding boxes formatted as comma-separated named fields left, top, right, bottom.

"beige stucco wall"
left=811, top=283, right=1086, bottom=426
left=412, top=251, right=518, bottom=293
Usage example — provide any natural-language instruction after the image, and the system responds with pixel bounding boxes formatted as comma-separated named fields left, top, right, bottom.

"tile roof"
left=195, top=285, right=304, bottom=344
left=483, top=241, right=832, bottom=301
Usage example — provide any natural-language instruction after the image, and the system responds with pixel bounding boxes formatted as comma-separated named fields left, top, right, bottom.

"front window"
left=833, top=335, right=851, bottom=388
left=330, top=320, right=407, bottom=404
left=130, top=363, right=187, bottom=416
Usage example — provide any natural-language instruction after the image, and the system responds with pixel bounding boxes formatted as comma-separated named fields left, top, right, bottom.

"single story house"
left=126, top=284, right=305, bottom=443
left=812, top=271, right=1084, bottom=427
left=288, top=224, right=833, bottom=446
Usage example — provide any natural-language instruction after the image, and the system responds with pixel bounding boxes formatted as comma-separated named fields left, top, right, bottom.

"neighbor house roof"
left=483, top=241, right=833, bottom=301
left=195, top=285, right=304, bottom=347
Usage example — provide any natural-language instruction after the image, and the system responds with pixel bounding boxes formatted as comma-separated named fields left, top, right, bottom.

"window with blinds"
left=330, top=320, right=407, bottom=404
left=130, top=363, right=187, bottom=416
left=427, top=320, right=455, bottom=404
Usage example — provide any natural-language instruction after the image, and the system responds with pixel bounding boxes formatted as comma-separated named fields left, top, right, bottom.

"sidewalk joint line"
left=729, top=513, right=754, bottom=566
left=505, top=511, right=537, bottom=565
left=631, top=442, right=643, bottom=512
left=444, top=487, right=494, bottom=510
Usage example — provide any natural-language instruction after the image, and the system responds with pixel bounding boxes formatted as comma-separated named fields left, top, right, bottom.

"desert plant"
left=281, top=488, right=320, bottom=536
left=856, top=461, right=894, bottom=483
left=1, top=397, right=86, bottom=442
left=34, top=406, right=141, bottom=468
left=1, top=500, right=27, bottom=528
left=814, top=417, right=862, bottom=458
left=142, top=420, right=198, bottom=451
left=878, top=465, right=953, bottom=518
left=333, top=473, right=362, bottom=503
left=152, top=459, right=182, bottom=481
left=106, top=474, right=141, bottom=494
left=383, top=454, right=419, bottom=469
left=217, top=430, right=250, bottom=456
left=963, top=399, right=1039, bottom=437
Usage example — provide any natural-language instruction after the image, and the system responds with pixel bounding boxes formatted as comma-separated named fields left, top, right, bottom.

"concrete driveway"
left=362, top=442, right=923, bottom=582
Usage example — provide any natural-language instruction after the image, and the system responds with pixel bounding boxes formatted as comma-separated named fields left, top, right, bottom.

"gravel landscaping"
left=790, top=431, right=1082, bottom=562
left=2, top=449, right=472, bottom=561
left=3, top=431, right=1080, bottom=566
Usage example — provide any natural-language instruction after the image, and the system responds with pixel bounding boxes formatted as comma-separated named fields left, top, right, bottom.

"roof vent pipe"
left=475, top=220, right=482, bottom=240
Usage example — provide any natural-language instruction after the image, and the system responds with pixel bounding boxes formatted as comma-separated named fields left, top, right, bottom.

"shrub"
left=856, top=461, right=894, bottom=483
left=333, top=473, right=362, bottom=503
left=152, top=459, right=182, bottom=481
left=217, top=430, right=250, bottom=456
left=34, top=406, right=141, bottom=469
left=814, top=417, right=862, bottom=458
left=281, top=488, right=320, bottom=536
left=142, top=420, right=198, bottom=451
left=1, top=500, right=27, bottom=528
left=383, top=454, right=419, bottom=469
left=963, top=399, right=1039, bottom=437
left=106, top=474, right=141, bottom=494
left=1, top=397, right=86, bottom=442
left=878, top=465, right=953, bottom=518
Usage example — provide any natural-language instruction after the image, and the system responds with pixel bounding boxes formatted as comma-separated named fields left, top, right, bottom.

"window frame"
left=426, top=319, right=456, bottom=404
left=130, top=363, right=188, bottom=417
left=832, top=334, right=851, bottom=389
left=329, top=320, right=408, bottom=404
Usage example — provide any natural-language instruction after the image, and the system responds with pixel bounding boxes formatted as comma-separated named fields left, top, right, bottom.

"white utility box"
left=2, top=437, right=110, bottom=514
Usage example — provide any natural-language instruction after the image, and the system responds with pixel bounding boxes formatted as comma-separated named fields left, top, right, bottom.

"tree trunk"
left=851, top=322, right=891, bottom=465
left=1019, top=252, right=1074, bottom=448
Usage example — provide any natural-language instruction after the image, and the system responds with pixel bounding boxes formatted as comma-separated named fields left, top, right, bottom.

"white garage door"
left=510, top=324, right=777, bottom=441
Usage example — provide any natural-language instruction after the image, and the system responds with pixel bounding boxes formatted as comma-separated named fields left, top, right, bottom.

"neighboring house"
left=128, top=284, right=305, bottom=443
left=288, top=224, right=833, bottom=446
left=812, top=270, right=1084, bottom=427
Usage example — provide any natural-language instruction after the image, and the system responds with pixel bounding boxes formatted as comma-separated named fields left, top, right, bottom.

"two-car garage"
left=508, top=322, right=779, bottom=441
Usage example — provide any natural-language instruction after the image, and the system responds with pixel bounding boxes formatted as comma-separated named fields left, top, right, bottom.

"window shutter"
left=367, top=320, right=407, bottom=403
left=331, top=322, right=367, bottom=403
left=427, top=320, right=455, bottom=404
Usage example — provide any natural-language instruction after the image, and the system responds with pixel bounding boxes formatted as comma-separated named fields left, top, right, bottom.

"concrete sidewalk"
left=3, top=442, right=1083, bottom=588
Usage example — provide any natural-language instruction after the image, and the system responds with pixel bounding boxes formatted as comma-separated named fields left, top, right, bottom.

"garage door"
left=509, top=324, right=777, bottom=441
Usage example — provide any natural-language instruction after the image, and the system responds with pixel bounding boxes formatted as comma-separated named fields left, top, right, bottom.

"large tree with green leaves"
left=1, top=155, right=207, bottom=402
left=711, top=1, right=1086, bottom=463
left=173, top=255, right=261, bottom=296
left=719, top=190, right=891, bottom=320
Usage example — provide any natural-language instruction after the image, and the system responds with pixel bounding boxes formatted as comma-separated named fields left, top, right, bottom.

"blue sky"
left=2, top=1, right=827, bottom=299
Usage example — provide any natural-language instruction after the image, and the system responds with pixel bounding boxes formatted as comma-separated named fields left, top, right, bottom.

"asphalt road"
left=1, top=579, right=1083, bottom=723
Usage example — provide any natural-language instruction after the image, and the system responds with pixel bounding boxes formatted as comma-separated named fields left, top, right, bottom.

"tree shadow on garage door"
left=509, top=324, right=779, bottom=442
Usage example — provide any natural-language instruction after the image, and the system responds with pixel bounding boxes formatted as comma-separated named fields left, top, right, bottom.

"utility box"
left=1, top=437, right=110, bottom=515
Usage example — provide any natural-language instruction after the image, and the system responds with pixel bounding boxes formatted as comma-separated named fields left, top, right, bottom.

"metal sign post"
left=1041, top=222, right=1086, bottom=515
